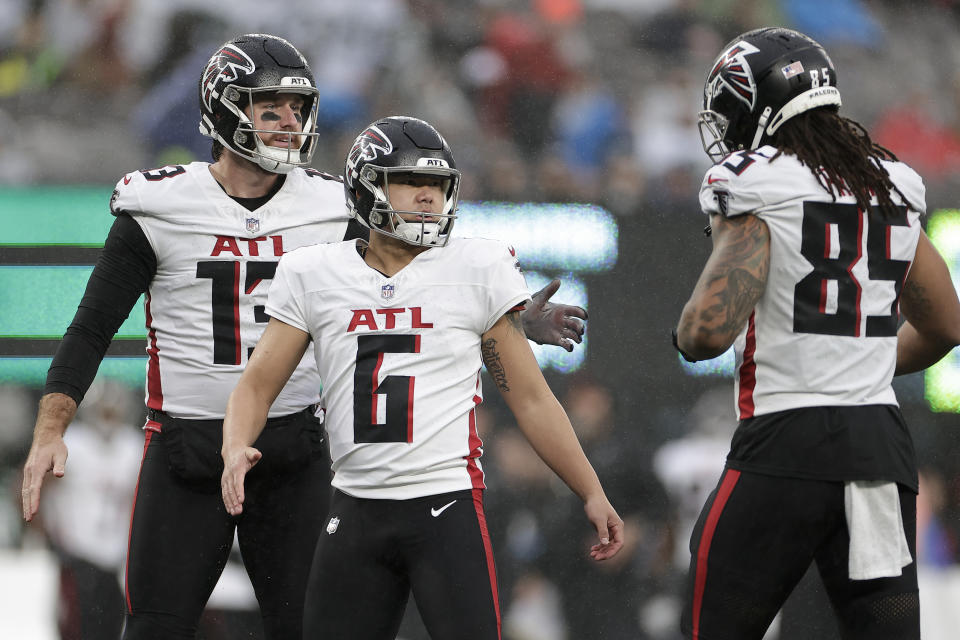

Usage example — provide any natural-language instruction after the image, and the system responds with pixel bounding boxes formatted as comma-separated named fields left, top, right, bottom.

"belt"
left=146, top=407, right=317, bottom=428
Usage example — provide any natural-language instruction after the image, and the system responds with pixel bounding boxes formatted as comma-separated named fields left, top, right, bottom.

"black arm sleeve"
left=44, top=214, right=157, bottom=404
left=342, top=217, right=370, bottom=242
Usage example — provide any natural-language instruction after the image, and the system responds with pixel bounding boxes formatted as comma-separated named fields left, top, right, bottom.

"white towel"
left=844, top=481, right=913, bottom=580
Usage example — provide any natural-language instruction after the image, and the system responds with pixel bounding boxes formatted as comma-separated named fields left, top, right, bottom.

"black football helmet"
left=345, top=116, right=460, bottom=247
left=699, top=27, right=842, bottom=163
left=198, top=33, right=319, bottom=173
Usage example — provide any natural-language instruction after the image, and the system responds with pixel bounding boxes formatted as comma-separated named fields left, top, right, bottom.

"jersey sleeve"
left=264, top=250, right=311, bottom=333
left=698, top=151, right=769, bottom=218
left=882, top=160, right=927, bottom=217
left=108, top=171, right=146, bottom=218
left=479, top=242, right=531, bottom=334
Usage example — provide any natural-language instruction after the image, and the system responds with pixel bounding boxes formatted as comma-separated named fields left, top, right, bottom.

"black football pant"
left=121, top=410, right=330, bottom=640
left=303, top=488, right=501, bottom=639
left=682, top=468, right=919, bottom=640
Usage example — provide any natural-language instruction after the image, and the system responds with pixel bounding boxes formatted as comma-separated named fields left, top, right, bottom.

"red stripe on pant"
left=125, top=429, right=154, bottom=613
left=692, top=469, right=741, bottom=639
left=472, top=488, right=501, bottom=639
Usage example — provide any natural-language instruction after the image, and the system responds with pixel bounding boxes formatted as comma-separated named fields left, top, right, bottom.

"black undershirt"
left=44, top=180, right=367, bottom=404
left=726, top=405, right=918, bottom=491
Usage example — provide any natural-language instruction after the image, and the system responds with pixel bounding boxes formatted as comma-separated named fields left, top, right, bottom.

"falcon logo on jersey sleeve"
left=705, top=40, right=761, bottom=109
left=507, top=245, right=523, bottom=272
left=714, top=189, right=730, bottom=216
left=109, top=188, right=121, bottom=215
left=201, top=44, right=256, bottom=112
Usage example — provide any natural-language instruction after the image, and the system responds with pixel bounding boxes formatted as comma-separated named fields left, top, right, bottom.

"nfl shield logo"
left=381, top=284, right=395, bottom=300
left=245, top=217, right=260, bottom=234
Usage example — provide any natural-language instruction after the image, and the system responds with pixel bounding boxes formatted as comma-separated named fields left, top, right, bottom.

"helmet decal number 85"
left=809, top=67, right=831, bottom=88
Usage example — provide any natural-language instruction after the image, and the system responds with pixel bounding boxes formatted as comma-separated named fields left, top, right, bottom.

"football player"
left=21, top=35, right=586, bottom=640
left=221, top=115, right=623, bottom=640
left=675, top=27, right=960, bottom=640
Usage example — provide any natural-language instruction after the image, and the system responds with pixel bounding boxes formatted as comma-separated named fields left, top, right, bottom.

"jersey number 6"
left=353, top=334, right=420, bottom=443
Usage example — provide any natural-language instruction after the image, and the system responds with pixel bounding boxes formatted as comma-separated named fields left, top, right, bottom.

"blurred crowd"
left=3, top=0, right=960, bottom=638
left=3, top=0, right=960, bottom=211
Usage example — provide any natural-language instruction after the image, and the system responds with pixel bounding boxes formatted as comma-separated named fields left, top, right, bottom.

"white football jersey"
left=109, top=162, right=349, bottom=419
left=699, top=147, right=925, bottom=419
left=267, top=237, right=531, bottom=499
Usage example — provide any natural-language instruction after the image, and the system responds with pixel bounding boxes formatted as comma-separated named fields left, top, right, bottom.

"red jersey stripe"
left=145, top=293, right=163, bottom=410
left=737, top=313, right=757, bottom=418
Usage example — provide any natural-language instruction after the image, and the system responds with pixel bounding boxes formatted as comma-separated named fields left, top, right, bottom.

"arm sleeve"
left=44, top=214, right=157, bottom=404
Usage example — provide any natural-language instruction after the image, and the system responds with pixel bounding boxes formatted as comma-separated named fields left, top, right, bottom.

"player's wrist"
left=671, top=329, right=699, bottom=363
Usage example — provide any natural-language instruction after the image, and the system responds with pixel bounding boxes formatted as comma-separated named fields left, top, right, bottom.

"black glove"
left=521, top=279, right=586, bottom=352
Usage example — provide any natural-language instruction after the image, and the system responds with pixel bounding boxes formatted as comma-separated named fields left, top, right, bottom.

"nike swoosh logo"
left=431, top=500, right=456, bottom=517
left=123, top=174, right=133, bottom=185
left=707, top=175, right=727, bottom=185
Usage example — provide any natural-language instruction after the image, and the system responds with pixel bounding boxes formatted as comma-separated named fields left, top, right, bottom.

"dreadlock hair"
left=771, top=107, right=915, bottom=218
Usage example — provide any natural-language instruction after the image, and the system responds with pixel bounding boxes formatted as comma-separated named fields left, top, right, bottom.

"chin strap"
left=749, top=106, right=773, bottom=150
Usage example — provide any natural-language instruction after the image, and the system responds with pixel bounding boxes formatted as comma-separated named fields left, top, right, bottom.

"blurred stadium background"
left=2, top=1, right=960, bottom=639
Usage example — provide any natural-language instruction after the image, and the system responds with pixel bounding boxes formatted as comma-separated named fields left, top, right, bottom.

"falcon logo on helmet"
left=705, top=41, right=761, bottom=111
left=344, top=116, right=461, bottom=248
left=346, top=126, right=394, bottom=185
left=200, top=45, right=256, bottom=112
left=197, top=34, right=320, bottom=174
left=697, top=28, right=842, bottom=164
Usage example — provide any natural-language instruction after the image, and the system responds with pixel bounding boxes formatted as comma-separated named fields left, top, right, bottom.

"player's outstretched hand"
left=21, top=434, right=68, bottom=522
left=584, top=495, right=624, bottom=561
left=523, top=279, right=587, bottom=352
left=221, top=446, right=262, bottom=516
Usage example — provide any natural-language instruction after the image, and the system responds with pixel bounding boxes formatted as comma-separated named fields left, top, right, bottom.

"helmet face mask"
left=362, top=166, right=459, bottom=246
left=199, top=34, right=320, bottom=174
left=698, top=27, right=842, bottom=163
left=345, top=117, right=461, bottom=248
left=697, top=108, right=732, bottom=164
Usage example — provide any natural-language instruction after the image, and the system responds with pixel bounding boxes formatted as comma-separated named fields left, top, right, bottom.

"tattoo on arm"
left=505, top=310, right=525, bottom=336
left=701, top=269, right=766, bottom=334
left=481, top=338, right=509, bottom=392
left=698, top=216, right=769, bottom=340
left=481, top=312, right=524, bottom=392
left=900, top=276, right=933, bottom=324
